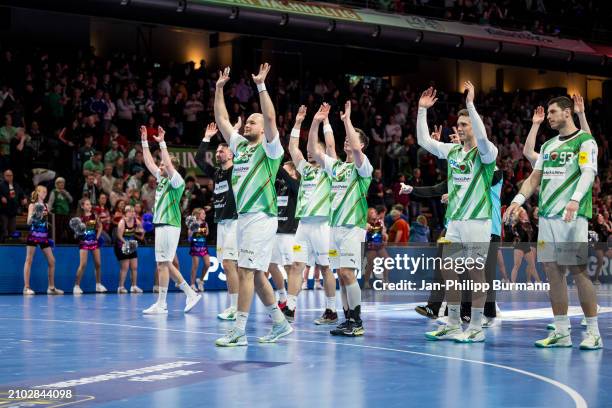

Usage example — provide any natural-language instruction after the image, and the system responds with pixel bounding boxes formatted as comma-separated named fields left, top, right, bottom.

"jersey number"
left=558, top=152, right=573, bottom=165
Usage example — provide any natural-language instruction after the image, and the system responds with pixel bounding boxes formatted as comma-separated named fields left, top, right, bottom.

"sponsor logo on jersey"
left=578, top=151, right=588, bottom=165
left=448, top=158, right=471, bottom=173
left=328, top=249, right=338, bottom=257
left=233, top=143, right=258, bottom=164
left=332, top=163, right=353, bottom=181
left=550, top=151, right=558, bottom=161
left=543, top=153, right=550, bottom=160
left=292, top=244, right=302, bottom=253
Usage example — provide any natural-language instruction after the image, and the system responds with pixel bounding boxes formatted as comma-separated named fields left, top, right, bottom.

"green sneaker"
left=535, top=331, right=572, bottom=348
left=425, top=325, right=462, bottom=341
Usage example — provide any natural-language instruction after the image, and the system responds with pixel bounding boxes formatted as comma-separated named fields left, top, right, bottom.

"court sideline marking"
left=0, top=317, right=587, bottom=408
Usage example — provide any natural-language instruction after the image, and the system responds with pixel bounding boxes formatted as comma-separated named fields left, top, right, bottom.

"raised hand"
left=572, top=94, right=585, bottom=114
left=532, top=106, right=545, bottom=125
left=216, top=67, right=231, bottom=89
left=418, top=87, right=438, bottom=109
left=233, top=116, right=242, bottom=131
left=153, top=126, right=165, bottom=143
left=450, top=126, right=460, bottom=144
left=295, top=105, right=307, bottom=124
left=464, top=81, right=475, bottom=104
left=252, top=63, right=271, bottom=85
left=139, top=125, right=148, bottom=142
left=204, top=123, right=218, bottom=140
left=431, top=125, right=442, bottom=141
left=340, top=101, right=351, bottom=122
left=314, top=103, right=331, bottom=122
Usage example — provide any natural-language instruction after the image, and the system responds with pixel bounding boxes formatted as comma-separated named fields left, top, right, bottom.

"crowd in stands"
left=0, top=45, right=610, bottom=247
left=331, top=0, right=603, bottom=39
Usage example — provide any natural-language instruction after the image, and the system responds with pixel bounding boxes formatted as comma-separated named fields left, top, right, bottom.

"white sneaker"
left=143, top=303, right=168, bottom=314
left=47, top=287, right=64, bottom=295
left=301, top=281, right=308, bottom=290
left=482, top=317, right=500, bottom=328
left=190, top=284, right=199, bottom=293
left=130, top=286, right=143, bottom=293
left=117, top=286, right=128, bottom=294
left=215, top=327, right=248, bottom=347
left=314, top=281, right=323, bottom=290
left=455, top=327, right=486, bottom=343
left=184, top=294, right=202, bottom=313
left=73, top=285, right=83, bottom=295
left=95, top=283, right=108, bottom=293
left=153, top=285, right=159, bottom=293
left=535, top=331, right=572, bottom=348
left=23, top=287, right=35, bottom=295
left=425, top=325, right=462, bottom=341
left=196, top=278, right=204, bottom=292
left=580, top=331, right=603, bottom=350
left=436, top=316, right=449, bottom=325
left=217, top=307, right=237, bottom=321
left=258, top=320, right=293, bottom=343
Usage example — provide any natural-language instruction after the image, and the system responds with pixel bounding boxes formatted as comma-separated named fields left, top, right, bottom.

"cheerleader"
left=72, top=198, right=107, bottom=294
left=363, top=207, right=389, bottom=289
left=188, top=208, right=211, bottom=293
left=510, top=207, right=541, bottom=284
left=115, top=205, right=144, bottom=293
left=23, top=185, right=63, bottom=295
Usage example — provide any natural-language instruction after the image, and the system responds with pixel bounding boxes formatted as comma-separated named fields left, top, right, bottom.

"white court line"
left=0, top=317, right=587, bottom=408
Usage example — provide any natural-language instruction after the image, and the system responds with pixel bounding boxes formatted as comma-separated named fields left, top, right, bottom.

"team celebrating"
left=22, top=62, right=601, bottom=349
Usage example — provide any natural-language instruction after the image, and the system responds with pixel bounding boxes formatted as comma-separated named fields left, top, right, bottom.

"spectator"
left=127, top=167, right=145, bottom=192
left=104, top=140, right=124, bottom=165
left=94, top=192, right=112, bottom=244
left=83, top=151, right=104, bottom=176
left=82, top=174, right=99, bottom=205
left=140, top=175, right=157, bottom=212
left=110, top=179, right=127, bottom=208
left=0, top=169, right=27, bottom=242
left=0, top=114, right=17, bottom=156
left=47, top=177, right=73, bottom=243
left=368, top=169, right=385, bottom=207
left=409, top=215, right=430, bottom=242
left=388, top=209, right=410, bottom=244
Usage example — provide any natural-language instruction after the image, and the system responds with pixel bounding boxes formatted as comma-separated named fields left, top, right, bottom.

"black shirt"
left=195, top=140, right=238, bottom=222
left=275, top=167, right=299, bottom=234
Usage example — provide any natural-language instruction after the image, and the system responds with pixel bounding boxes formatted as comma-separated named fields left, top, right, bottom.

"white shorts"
left=329, top=226, right=366, bottom=270
left=443, top=219, right=491, bottom=274
left=155, top=225, right=181, bottom=263
left=217, top=219, right=238, bottom=262
left=271, top=233, right=295, bottom=266
left=237, top=212, right=277, bottom=272
left=294, top=217, right=330, bottom=267
left=537, top=216, right=588, bottom=265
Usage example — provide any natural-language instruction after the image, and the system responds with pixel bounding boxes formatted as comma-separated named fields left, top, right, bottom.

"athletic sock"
left=277, top=288, right=288, bottom=303
left=585, top=316, right=600, bottom=336
left=326, top=296, right=337, bottom=312
left=266, top=303, right=285, bottom=324
left=448, top=304, right=461, bottom=327
left=235, top=312, right=249, bottom=331
left=340, top=285, right=349, bottom=311
left=469, top=308, right=484, bottom=330
left=346, top=282, right=361, bottom=315
left=286, top=294, right=297, bottom=311
left=178, top=281, right=197, bottom=298
left=554, top=315, right=570, bottom=335
left=229, top=293, right=238, bottom=309
left=157, top=286, right=168, bottom=307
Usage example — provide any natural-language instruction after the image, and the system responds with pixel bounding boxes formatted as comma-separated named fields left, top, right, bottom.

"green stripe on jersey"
left=328, top=160, right=371, bottom=228
left=538, top=132, right=595, bottom=218
left=445, top=145, right=496, bottom=221
left=232, top=140, right=282, bottom=216
left=296, top=163, right=331, bottom=219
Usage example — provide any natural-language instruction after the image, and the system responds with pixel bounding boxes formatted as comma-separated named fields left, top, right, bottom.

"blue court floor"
left=1, top=287, right=611, bottom=408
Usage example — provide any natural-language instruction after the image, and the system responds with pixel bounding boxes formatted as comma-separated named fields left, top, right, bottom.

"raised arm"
left=289, top=105, right=306, bottom=166
left=572, top=93, right=592, bottom=135
left=323, top=116, right=337, bottom=159
left=524, top=106, right=544, bottom=166
left=140, top=125, right=159, bottom=175
left=308, top=104, right=329, bottom=167
left=465, top=81, right=497, bottom=163
left=341, top=101, right=366, bottom=168
left=417, top=87, right=454, bottom=159
left=252, top=63, right=278, bottom=143
left=195, top=122, right=217, bottom=178
left=214, top=67, right=234, bottom=143
left=152, top=127, right=176, bottom=178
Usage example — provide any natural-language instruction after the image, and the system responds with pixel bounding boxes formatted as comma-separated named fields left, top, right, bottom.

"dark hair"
left=547, top=96, right=573, bottom=113
left=185, top=176, right=196, bottom=183
left=354, top=128, right=369, bottom=150
left=218, top=143, right=229, bottom=149
left=375, top=205, right=386, bottom=214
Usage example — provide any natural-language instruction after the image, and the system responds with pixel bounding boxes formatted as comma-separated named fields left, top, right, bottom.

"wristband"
left=323, top=124, right=333, bottom=134
left=159, top=141, right=167, bottom=149
left=511, top=194, right=526, bottom=206
left=257, top=83, right=267, bottom=93
left=290, top=128, right=300, bottom=138
left=141, top=141, right=149, bottom=148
